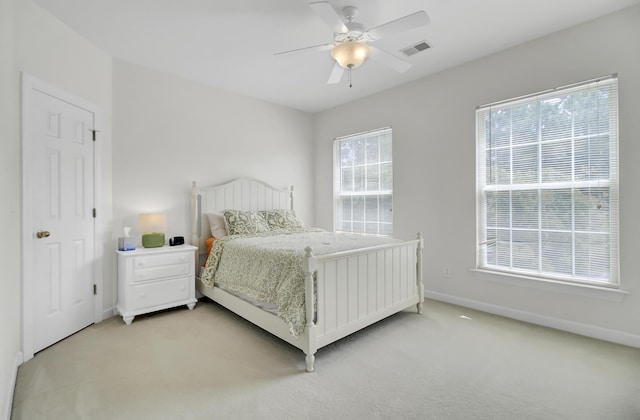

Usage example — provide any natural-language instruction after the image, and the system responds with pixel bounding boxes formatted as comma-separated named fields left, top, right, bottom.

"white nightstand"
left=116, top=245, right=198, bottom=324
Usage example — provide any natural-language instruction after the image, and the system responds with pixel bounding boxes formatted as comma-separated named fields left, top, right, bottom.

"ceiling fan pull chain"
left=348, top=67, right=352, bottom=88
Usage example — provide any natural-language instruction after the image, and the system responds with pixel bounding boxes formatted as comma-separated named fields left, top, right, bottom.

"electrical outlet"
left=443, top=266, right=452, bottom=278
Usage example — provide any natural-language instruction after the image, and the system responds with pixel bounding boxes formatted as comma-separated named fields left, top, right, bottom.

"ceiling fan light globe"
left=331, top=41, right=369, bottom=69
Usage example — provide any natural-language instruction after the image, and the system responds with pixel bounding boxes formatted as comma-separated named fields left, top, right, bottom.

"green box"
left=142, top=232, right=165, bottom=248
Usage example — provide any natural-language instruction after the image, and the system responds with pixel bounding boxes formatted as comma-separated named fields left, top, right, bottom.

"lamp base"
left=142, top=232, right=165, bottom=248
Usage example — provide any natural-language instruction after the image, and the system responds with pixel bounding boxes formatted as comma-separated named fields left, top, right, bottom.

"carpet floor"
left=11, top=298, right=640, bottom=419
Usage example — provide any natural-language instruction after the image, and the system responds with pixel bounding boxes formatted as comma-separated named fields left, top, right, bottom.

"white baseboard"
left=425, top=290, right=640, bottom=348
left=3, top=351, right=22, bottom=420
left=102, top=306, right=116, bottom=320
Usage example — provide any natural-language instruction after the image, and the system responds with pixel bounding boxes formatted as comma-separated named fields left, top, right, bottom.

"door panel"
left=29, top=88, right=95, bottom=353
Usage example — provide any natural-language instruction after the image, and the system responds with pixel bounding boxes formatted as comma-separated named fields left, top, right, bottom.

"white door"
left=23, top=77, right=96, bottom=354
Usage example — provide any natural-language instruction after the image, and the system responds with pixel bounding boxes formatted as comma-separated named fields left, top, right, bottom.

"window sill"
left=471, top=269, right=629, bottom=302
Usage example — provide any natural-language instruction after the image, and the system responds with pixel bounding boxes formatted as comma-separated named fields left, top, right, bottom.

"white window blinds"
left=334, top=127, right=393, bottom=236
left=476, top=76, right=619, bottom=286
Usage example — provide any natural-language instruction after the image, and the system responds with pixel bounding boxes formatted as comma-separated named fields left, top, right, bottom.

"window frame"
left=475, top=75, right=619, bottom=287
left=333, top=127, right=393, bottom=236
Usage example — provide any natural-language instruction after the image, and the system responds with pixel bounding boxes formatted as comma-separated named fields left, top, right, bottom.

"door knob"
left=36, top=230, right=50, bottom=238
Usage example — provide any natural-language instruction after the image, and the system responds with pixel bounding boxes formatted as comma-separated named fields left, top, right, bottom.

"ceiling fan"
left=274, top=2, right=430, bottom=86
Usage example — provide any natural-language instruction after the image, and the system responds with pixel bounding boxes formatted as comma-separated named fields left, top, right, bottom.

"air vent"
left=400, top=41, right=431, bottom=57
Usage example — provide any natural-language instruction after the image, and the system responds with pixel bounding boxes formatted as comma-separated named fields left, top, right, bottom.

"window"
left=476, top=76, right=619, bottom=286
left=334, top=127, right=393, bottom=236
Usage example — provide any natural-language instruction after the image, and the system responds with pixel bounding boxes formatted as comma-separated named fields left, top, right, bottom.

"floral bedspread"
left=200, top=228, right=399, bottom=337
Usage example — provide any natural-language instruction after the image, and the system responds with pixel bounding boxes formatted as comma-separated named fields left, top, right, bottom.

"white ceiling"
left=35, top=0, right=640, bottom=113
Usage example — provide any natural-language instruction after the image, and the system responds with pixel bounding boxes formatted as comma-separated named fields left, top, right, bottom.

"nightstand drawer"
left=134, top=252, right=191, bottom=269
left=133, top=264, right=190, bottom=282
left=133, top=276, right=189, bottom=310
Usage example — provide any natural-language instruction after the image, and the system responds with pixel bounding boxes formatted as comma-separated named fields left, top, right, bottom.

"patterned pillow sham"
left=259, top=209, right=303, bottom=230
left=223, top=210, right=270, bottom=235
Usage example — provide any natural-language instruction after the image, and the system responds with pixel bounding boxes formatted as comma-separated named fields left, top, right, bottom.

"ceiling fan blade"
left=368, top=45, right=412, bottom=73
left=274, top=43, right=333, bottom=57
left=367, top=11, right=430, bottom=41
left=309, top=1, right=348, bottom=33
left=327, top=62, right=345, bottom=84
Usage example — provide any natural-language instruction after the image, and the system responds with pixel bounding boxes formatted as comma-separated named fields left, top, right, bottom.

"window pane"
left=335, top=128, right=392, bottom=235
left=541, top=189, right=572, bottom=230
left=575, top=187, right=609, bottom=233
left=381, top=163, right=392, bottom=191
left=541, top=140, right=572, bottom=182
left=541, top=231, right=573, bottom=275
left=491, top=191, right=510, bottom=228
left=340, top=141, right=355, bottom=167
left=496, top=229, right=511, bottom=267
left=380, top=195, right=392, bottom=223
left=353, top=196, right=364, bottom=222
left=575, top=232, right=609, bottom=280
left=512, top=144, right=538, bottom=184
left=365, top=196, right=378, bottom=222
left=380, top=136, right=392, bottom=162
left=476, top=77, right=618, bottom=284
left=353, top=139, right=365, bottom=165
left=341, top=167, right=353, bottom=192
left=353, top=166, right=365, bottom=192
left=366, top=138, right=379, bottom=163
left=512, top=190, right=538, bottom=229
left=512, top=230, right=539, bottom=271
left=366, top=223, right=378, bottom=234
left=512, top=101, right=539, bottom=145
left=379, top=223, right=393, bottom=236
left=491, top=108, right=511, bottom=148
left=340, top=196, right=352, bottom=230
left=366, top=164, right=379, bottom=191
left=541, top=96, right=572, bottom=142
left=495, top=149, right=511, bottom=185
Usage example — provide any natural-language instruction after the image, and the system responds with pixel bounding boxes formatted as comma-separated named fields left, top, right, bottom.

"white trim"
left=92, top=112, right=104, bottom=324
left=471, top=268, right=628, bottom=302
left=425, top=290, right=640, bottom=348
left=21, top=73, right=103, bottom=361
left=103, top=306, right=116, bottom=320
left=3, top=351, right=22, bottom=420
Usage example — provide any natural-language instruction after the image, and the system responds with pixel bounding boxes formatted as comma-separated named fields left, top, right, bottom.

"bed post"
left=289, top=185, right=294, bottom=211
left=191, top=181, right=201, bottom=270
left=302, top=246, right=317, bottom=372
left=416, top=232, right=425, bottom=314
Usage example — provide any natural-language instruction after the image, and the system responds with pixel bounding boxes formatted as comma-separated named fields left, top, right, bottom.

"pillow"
left=223, top=210, right=270, bottom=235
left=259, top=209, right=304, bottom=230
left=206, top=213, right=227, bottom=238
left=203, top=236, right=216, bottom=267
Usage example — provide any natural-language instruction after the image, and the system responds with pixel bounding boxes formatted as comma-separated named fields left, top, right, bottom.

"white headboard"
left=190, top=177, right=294, bottom=252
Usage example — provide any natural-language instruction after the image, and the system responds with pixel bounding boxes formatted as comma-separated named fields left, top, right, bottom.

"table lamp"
left=138, top=213, right=167, bottom=248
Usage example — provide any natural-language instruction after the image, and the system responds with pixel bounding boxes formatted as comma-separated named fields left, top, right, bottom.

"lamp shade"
left=331, top=41, right=369, bottom=69
left=138, top=213, right=167, bottom=233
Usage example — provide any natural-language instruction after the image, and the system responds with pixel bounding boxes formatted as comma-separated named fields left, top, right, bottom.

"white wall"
left=0, top=0, right=20, bottom=417
left=0, top=0, right=113, bottom=415
left=314, top=6, right=640, bottom=344
left=111, top=59, right=315, bottom=309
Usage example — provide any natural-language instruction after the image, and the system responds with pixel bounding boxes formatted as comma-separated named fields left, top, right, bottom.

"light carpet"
left=11, top=298, right=640, bottom=419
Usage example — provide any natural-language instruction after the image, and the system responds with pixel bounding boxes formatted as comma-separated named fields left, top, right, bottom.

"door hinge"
left=92, top=208, right=96, bottom=218
left=93, top=284, right=97, bottom=295
left=91, top=129, right=99, bottom=141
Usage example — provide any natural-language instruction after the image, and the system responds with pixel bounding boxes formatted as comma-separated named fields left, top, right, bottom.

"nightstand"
left=116, top=245, right=198, bottom=324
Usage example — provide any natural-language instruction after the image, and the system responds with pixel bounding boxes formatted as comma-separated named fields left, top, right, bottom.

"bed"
left=190, top=177, right=424, bottom=372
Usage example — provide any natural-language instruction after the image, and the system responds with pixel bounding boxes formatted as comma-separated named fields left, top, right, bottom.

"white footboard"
left=302, top=233, right=424, bottom=371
